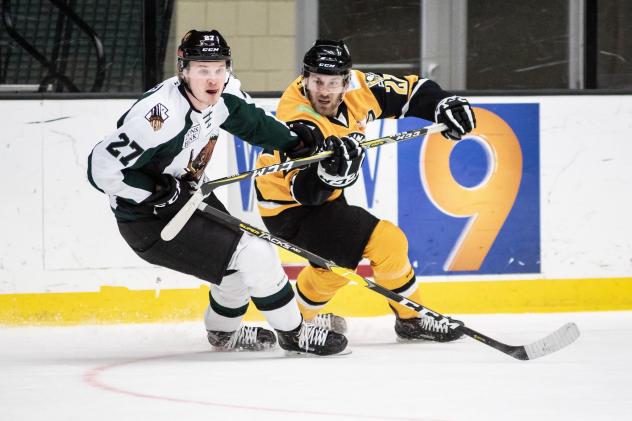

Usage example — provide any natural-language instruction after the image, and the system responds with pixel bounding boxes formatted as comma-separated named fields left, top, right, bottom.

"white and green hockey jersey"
left=87, top=76, right=299, bottom=221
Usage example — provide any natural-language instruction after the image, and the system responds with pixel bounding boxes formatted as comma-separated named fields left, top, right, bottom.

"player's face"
left=183, top=61, right=228, bottom=108
left=304, top=73, right=347, bottom=117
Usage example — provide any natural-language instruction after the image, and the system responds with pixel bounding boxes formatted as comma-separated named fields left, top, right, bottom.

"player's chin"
left=315, top=103, right=335, bottom=117
left=204, top=91, right=221, bottom=104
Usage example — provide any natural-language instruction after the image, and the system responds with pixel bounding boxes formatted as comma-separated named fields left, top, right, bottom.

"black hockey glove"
left=146, top=174, right=193, bottom=220
left=434, top=96, right=476, bottom=141
left=317, top=136, right=365, bottom=188
left=286, top=122, right=324, bottom=159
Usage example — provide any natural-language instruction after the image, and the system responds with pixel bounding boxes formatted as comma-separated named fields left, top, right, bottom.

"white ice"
left=1, top=311, right=630, bottom=421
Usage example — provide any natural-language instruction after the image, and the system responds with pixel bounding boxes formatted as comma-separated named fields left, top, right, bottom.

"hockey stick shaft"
left=198, top=203, right=579, bottom=361
left=160, top=123, right=447, bottom=241
left=202, top=122, right=447, bottom=197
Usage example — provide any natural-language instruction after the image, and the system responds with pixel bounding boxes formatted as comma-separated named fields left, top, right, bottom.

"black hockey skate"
left=277, top=323, right=348, bottom=356
left=207, top=325, right=277, bottom=351
left=395, top=315, right=464, bottom=342
left=309, top=313, right=348, bottom=334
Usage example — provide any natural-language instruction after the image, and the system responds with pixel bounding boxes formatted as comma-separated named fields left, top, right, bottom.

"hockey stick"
left=198, top=202, right=580, bottom=361
left=160, top=123, right=447, bottom=241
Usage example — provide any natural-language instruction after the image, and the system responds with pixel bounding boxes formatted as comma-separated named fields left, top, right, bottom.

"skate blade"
left=395, top=336, right=464, bottom=344
left=211, top=345, right=277, bottom=352
left=396, top=336, right=431, bottom=344
left=283, top=347, right=352, bottom=357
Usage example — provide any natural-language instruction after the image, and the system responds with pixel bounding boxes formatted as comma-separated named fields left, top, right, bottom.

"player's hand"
left=286, top=122, right=324, bottom=159
left=317, top=136, right=365, bottom=188
left=147, top=174, right=193, bottom=220
left=434, top=96, right=476, bottom=141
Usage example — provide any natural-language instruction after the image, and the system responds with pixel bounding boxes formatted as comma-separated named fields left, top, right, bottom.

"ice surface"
left=1, top=311, right=630, bottom=421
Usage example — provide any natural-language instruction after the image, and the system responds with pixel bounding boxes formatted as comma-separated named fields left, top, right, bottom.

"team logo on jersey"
left=347, top=131, right=365, bottom=143
left=365, top=72, right=384, bottom=88
left=184, top=137, right=218, bottom=182
left=183, top=124, right=201, bottom=148
left=145, top=103, right=169, bottom=131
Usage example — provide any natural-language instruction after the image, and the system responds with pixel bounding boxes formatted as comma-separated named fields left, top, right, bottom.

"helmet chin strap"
left=336, top=92, right=345, bottom=106
left=331, top=93, right=345, bottom=116
left=181, top=75, right=205, bottom=105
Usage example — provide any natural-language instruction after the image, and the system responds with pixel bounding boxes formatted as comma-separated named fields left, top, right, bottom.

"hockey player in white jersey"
left=87, top=29, right=347, bottom=356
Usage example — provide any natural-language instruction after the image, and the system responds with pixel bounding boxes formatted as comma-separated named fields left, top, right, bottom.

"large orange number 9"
left=421, top=107, right=523, bottom=271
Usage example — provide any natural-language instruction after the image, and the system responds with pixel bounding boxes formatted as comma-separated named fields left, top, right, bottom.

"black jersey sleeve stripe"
left=402, top=79, right=452, bottom=121
left=291, top=166, right=335, bottom=206
left=367, top=73, right=411, bottom=119
left=254, top=185, right=297, bottom=205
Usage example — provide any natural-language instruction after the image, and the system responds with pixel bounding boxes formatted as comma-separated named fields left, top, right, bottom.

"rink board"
left=1, top=95, right=632, bottom=324
left=2, top=278, right=632, bottom=325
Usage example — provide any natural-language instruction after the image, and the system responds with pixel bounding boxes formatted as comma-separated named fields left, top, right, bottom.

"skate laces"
left=420, top=316, right=449, bottom=334
left=312, top=313, right=333, bottom=330
left=310, top=313, right=347, bottom=334
left=298, top=324, right=328, bottom=350
left=226, top=326, right=258, bottom=349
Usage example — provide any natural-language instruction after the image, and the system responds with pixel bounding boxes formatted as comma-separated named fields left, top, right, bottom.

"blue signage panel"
left=398, top=104, right=540, bottom=275
left=233, top=103, right=540, bottom=275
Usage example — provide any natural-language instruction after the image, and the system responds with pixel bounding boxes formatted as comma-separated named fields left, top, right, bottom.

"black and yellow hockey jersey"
left=255, top=70, right=451, bottom=217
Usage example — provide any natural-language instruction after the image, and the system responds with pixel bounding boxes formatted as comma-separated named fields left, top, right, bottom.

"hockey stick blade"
left=521, top=322, right=580, bottom=360
left=160, top=190, right=204, bottom=241
left=160, top=123, right=446, bottom=242
left=339, top=270, right=581, bottom=360
left=460, top=322, right=580, bottom=360
left=196, top=203, right=580, bottom=361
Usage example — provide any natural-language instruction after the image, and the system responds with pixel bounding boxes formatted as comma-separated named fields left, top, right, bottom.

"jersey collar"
left=328, top=102, right=349, bottom=128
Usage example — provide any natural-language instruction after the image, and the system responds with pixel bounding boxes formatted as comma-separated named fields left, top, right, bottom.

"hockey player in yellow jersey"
left=255, top=40, right=476, bottom=342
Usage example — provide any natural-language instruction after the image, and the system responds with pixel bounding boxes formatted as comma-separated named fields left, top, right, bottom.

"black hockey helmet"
left=177, top=29, right=231, bottom=71
left=302, top=40, right=352, bottom=76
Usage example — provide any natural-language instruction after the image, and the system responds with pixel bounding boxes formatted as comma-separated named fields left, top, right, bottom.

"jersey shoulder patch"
left=364, top=72, right=384, bottom=88
left=144, top=103, right=170, bottom=132
left=122, top=79, right=178, bottom=123
left=117, top=78, right=186, bottom=141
